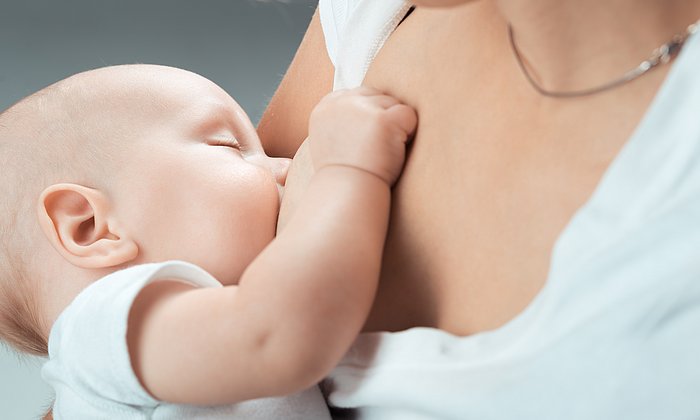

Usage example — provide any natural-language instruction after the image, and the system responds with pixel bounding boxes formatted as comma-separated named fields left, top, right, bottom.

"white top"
left=319, top=0, right=412, bottom=89
left=319, top=1, right=700, bottom=419
left=42, top=261, right=331, bottom=420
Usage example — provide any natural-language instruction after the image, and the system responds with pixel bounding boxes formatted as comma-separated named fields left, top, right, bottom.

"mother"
left=261, top=0, right=700, bottom=418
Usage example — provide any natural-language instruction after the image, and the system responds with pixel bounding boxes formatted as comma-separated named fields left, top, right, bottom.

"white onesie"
left=319, top=1, right=700, bottom=419
left=41, top=261, right=331, bottom=419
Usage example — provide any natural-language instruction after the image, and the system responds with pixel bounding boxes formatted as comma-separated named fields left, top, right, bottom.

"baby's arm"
left=128, top=88, right=416, bottom=405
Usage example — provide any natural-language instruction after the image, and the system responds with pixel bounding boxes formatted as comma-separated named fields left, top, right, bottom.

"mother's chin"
left=276, top=140, right=315, bottom=233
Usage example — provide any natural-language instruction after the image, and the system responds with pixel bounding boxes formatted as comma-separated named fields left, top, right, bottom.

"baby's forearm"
left=234, top=165, right=390, bottom=390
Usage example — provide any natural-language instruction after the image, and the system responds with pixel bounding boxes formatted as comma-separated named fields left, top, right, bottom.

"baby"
left=0, top=64, right=416, bottom=418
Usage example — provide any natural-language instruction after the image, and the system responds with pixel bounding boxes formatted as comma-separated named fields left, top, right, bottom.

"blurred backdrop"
left=0, top=1, right=316, bottom=418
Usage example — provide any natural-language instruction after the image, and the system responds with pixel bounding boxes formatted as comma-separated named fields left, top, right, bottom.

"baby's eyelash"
left=208, top=137, right=241, bottom=149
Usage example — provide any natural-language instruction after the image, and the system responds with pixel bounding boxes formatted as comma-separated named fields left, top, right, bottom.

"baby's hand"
left=308, top=87, right=417, bottom=186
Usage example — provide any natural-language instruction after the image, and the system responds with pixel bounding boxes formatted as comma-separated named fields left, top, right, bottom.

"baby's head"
left=0, top=64, right=290, bottom=355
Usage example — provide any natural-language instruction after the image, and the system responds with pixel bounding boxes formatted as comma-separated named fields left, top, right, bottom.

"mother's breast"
left=277, top=140, right=314, bottom=234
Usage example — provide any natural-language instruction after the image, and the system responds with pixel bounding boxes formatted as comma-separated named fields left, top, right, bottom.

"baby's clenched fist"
left=308, top=87, right=417, bottom=186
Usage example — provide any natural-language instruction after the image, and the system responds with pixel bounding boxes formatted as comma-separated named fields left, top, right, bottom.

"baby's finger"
left=384, top=104, right=418, bottom=138
left=366, top=94, right=401, bottom=109
left=349, top=86, right=383, bottom=96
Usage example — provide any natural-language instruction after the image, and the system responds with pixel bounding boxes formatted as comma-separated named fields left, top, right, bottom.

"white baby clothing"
left=319, top=1, right=700, bottom=419
left=42, top=261, right=331, bottom=419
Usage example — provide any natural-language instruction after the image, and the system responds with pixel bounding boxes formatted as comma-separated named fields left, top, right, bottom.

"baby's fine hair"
left=0, top=92, right=55, bottom=356
left=0, top=70, right=124, bottom=356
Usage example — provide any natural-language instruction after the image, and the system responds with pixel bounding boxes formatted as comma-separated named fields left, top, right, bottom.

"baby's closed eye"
left=207, top=136, right=241, bottom=150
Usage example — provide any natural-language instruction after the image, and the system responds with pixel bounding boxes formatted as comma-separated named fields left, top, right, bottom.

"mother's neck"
left=496, top=0, right=700, bottom=92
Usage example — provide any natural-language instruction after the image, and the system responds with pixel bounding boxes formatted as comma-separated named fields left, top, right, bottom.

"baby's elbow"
left=259, top=337, right=334, bottom=396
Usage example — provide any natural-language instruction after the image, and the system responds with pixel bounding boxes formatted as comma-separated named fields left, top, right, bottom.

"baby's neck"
left=38, top=260, right=116, bottom=342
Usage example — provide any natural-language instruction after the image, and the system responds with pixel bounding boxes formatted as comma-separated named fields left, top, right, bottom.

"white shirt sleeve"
left=42, top=261, right=222, bottom=419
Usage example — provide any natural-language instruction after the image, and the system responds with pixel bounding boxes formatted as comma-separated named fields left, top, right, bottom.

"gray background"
left=0, top=1, right=316, bottom=418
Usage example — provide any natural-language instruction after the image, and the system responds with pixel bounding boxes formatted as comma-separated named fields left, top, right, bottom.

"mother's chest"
left=358, top=10, right=638, bottom=333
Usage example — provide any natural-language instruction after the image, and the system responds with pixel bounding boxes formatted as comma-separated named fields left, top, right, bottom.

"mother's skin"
left=260, top=0, right=700, bottom=336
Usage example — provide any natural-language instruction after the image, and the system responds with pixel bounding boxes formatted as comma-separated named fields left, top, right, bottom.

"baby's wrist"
left=313, top=163, right=393, bottom=188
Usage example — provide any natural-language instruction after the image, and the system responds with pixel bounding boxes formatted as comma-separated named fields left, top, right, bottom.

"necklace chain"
left=509, top=20, right=700, bottom=98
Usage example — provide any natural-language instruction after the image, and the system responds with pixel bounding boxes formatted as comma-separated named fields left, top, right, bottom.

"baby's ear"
left=37, top=184, right=138, bottom=268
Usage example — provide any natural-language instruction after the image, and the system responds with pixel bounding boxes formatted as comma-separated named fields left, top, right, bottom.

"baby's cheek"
left=237, top=169, right=279, bottom=241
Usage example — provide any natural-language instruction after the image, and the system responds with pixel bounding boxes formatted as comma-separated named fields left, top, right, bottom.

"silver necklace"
left=508, top=19, right=699, bottom=98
